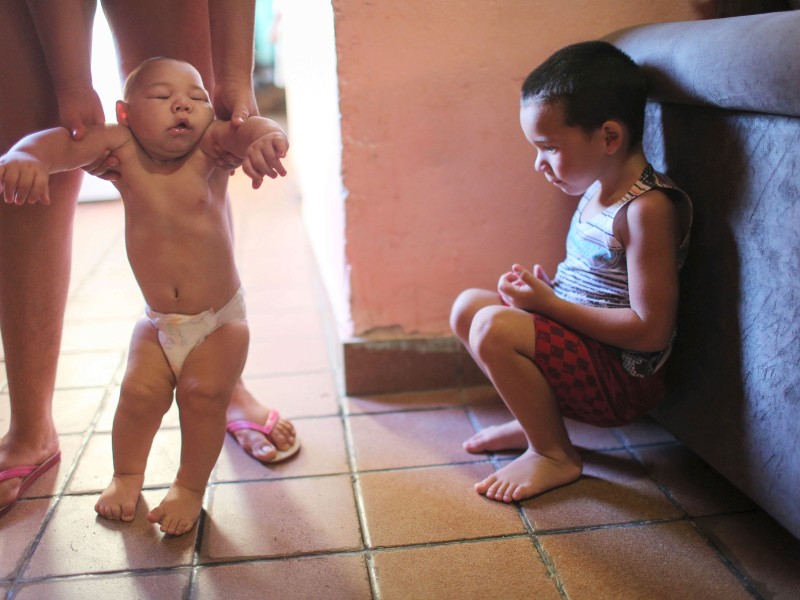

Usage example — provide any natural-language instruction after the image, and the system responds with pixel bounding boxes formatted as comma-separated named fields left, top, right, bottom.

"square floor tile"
left=358, top=463, right=525, bottom=547
left=68, top=429, right=182, bottom=493
left=51, top=388, right=108, bottom=434
left=54, top=351, right=125, bottom=389
left=373, top=537, right=561, bottom=600
left=348, top=408, right=478, bottom=471
left=214, top=416, right=349, bottom=482
left=194, top=555, right=371, bottom=600
left=540, top=521, right=752, bottom=600
left=201, top=475, right=362, bottom=561
left=346, top=388, right=463, bottom=415
left=24, top=491, right=196, bottom=578
left=696, top=511, right=800, bottom=600
left=615, top=416, right=677, bottom=446
left=0, top=498, right=53, bottom=579
left=24, top=434, right=83, bottom=499
left=239, top=372, right=339, bottom=419
left=60, top=319, right=135, bottom=353
left=247, top=308, right=325, bottom=341
left=521, top=450, right=683, bottom=531
left=13, top=571, right=190, bottom=600
left=635, top=444, right=755, bottom=516
left=243, top=336, right=331, bottom=378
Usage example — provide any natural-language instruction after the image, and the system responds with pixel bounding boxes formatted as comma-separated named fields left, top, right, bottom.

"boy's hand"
left=0, top=152, right=51, bottom=205
left=497, top=263, right=555, bottom=312
left=242, top=132, right=289, bottom=189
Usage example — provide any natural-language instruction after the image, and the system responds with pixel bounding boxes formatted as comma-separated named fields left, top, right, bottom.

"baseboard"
left=340, top=334, right=488, bottom=395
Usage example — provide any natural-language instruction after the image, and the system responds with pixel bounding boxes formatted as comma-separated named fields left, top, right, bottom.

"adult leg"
left=102, top=0, right=297, bottom=463
left=0, top=1, right=81, bottom=511
left=468, top=305, right=582, bottom=502
left=148, top=321, right=249, bottom=535
left=95, top=319, right=176, bottom=522
left=450, top=289, right=528, bottom=453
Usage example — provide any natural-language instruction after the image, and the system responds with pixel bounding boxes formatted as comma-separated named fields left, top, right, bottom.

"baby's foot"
left=475, top=449, right=583, bottom=503
left=146, top=483, right=204, bottom=536
left=95, top=473, right=144, bottom=522
left=463, top=420, right=528, bottom=453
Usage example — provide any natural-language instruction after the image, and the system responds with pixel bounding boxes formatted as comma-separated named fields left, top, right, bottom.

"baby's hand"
left=242, top=132, right=289, bottom=189
left=0, top=152, right=51, bottom=205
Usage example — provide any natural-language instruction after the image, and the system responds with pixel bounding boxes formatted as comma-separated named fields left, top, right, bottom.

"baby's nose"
left=173, top=98, right=192, bottom=112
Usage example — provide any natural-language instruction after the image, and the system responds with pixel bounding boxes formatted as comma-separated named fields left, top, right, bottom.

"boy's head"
left=521, top=41, right=648, bottom=147
left=116, top=57, right=214, bottom=162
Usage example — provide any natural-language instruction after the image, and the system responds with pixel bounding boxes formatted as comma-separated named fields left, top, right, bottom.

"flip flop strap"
left=226, top=410, right=280, bottom=437
left=0, top=465, right=36, bottom=483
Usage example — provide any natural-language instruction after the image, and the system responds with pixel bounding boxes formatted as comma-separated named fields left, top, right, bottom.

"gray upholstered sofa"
left=608, top=10, right=800, bottom=539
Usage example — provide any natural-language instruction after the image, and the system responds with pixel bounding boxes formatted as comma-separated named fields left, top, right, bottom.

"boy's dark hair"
left=521, top=41, right=648, bottom=145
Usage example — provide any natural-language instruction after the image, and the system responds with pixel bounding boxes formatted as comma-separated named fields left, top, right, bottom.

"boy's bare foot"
left=146, top=482, right=204, bottom=536
left=475, top=449, right=583, bottom=503
left=95, top=473, right=145, bottom=522
left=227, top=382, right=297, bottom=463
left=463, top=420, right=528, bottom=453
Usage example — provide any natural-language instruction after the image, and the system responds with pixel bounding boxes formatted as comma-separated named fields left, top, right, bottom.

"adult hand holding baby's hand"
left=0, top=152, right=51, bottom=205
left=243, top=132, right=289, bottom=189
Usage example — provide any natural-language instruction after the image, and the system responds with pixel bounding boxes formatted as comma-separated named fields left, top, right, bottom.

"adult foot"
left=463, top=419, right=528, bottom=453
left=146, top=482, right=203, bottom=536
left=95, top=473, right=144, bottom=522
left=475, top=449, right=583, bottom=503
left=226, top=382, right=298, bottom=463
left=0, top=432, right=60, bottom=513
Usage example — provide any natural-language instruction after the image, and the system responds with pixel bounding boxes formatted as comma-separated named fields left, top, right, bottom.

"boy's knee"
left=450, top=288, right=486, bottom=337
left=119, top=379, right=173, bottom=417
left=469, top=306, right=517, bottom=359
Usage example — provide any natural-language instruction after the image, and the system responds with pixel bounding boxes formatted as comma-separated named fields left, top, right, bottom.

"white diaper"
left=145, top=287, right=246, bottom=378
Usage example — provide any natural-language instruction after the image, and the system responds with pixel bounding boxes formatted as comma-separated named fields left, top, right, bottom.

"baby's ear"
left=115, top=100, right=129, bottom=126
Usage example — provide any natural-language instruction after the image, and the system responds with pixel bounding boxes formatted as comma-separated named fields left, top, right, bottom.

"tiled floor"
left=2, top=162, right=800, bottom=600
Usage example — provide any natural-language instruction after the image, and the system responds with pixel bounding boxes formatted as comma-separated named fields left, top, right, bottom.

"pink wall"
left=285, top=1, right=711, bottom=340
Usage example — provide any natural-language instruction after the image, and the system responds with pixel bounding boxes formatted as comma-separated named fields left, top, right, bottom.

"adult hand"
left=57, top=84, right=105, bottom=141
left=212, top=78, right=259, bottom=126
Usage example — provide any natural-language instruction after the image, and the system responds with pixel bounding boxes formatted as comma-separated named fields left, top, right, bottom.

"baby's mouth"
left=169, top=120, right=191, bottom=134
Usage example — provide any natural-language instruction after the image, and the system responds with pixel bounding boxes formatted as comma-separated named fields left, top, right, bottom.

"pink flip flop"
left=0, top=451, right=61, bottom=518
left=226, top=410, right=301, bottom=464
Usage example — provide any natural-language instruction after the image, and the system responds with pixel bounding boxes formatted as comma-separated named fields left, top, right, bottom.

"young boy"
left=450, top=41, right=692, bottom=503
left=0, top=57, right=291, bottom=534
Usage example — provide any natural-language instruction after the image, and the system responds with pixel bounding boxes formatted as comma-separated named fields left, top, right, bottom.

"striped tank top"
left=553, top=165, right=692, bottom=377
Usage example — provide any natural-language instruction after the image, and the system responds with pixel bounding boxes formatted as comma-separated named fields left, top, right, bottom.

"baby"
left=0, top=57, right=289, bottom=534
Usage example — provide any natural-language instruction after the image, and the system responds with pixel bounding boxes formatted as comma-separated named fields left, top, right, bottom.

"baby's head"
left=117, top=57, right=214, bottom=162
left=521, top=41, right=648, bottom=149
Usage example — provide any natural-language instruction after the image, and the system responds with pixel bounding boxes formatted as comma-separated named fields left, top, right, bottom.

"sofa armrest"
left=607, top=11, right=800, bottom=118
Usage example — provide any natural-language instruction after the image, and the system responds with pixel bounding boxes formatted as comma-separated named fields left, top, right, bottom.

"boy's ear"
left=115, top=100, right=129, bottom=125
left=601, top=120, right=625, bottom=154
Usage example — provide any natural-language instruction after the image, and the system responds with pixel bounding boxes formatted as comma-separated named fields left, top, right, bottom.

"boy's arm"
left=500, top=191, right=681, bottom=352
left=207, top=117, right=289, bottom=188
left=0, top=125, right=131, bottom=205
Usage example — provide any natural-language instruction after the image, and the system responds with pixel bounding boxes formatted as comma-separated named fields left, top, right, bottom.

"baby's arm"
left=207, top=117, right=289, bottom=189
left=0, top=125, right=130, bottom=205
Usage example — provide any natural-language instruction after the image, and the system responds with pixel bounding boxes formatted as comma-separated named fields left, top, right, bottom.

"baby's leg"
left=95, top=319, right=176, bottom=522
left=468, top=306, right=582, bottom=502
left=147, top=320, right=249, bottom=535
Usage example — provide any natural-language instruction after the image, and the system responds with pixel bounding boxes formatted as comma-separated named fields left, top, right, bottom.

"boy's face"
left=519, top=100, right=607, bottom=197
left=117, top=59, right=214, bottom=162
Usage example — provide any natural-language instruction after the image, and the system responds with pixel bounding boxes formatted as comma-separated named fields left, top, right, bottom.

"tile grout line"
left=6, top=379, right=124, bottom=593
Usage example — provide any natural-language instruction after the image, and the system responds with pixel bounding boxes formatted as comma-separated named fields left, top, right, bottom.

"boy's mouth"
left=169, top=120, right=191, bottom=134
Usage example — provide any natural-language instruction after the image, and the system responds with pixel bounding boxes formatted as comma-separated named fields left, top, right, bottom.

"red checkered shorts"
left=531, top=314, right=666, bottom=427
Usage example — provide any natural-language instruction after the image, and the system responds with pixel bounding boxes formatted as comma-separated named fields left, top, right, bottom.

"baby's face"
left=121, top=59, right=214, bottom=162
